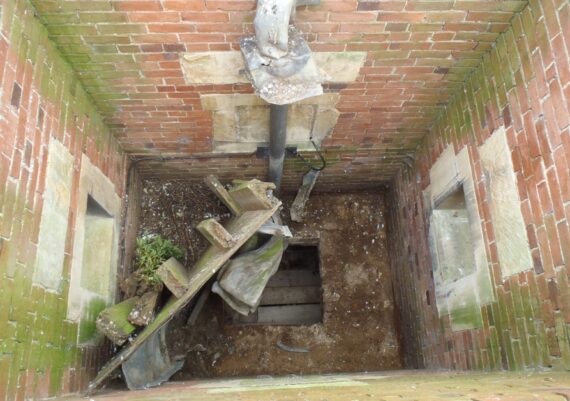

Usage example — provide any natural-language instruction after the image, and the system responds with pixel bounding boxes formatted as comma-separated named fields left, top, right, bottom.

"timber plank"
left=87, top=200, right=281, bottom=394
left=260, top=286, right=322, bottom=306
left=257, top=304, right=322, bottom=325
left=267, top=269, right=321, bottom=288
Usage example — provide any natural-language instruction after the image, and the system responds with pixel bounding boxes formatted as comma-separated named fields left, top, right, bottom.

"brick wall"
left=27, top=0, right=527, bottom=173
left=0, top=0, right=126, bottom=398
left=388, top=0, right=570, bottom=371
left=135, top=147, right=399, bottom=192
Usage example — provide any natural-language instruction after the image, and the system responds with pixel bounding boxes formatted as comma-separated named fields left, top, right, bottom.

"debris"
left=204, top=175, right=242, bottom=216
left=196, top=219, right=236, bottom=249
left=212, top=235, right=286, bottom=315
left=276, top=341, right=310, bottom=353
left=258, top=221, right=293, bottom=237
left=237, top=233, right=266, bottom=255
left=122, top=312, right=184, bottom=390
left=186, top=286, right=211, bottom=327
left=120, top=272, right=140, bottom=298
left=96, top=297, right=139, bottom=346
left=228, top=179, right=276, bottom=211
left=291, top=169, right=320, bottom=222
left=87, top=178, right=281, bottom=394
left=157, top=257, right=189, bottom=298
left=128, top=291, right=160, bottom=326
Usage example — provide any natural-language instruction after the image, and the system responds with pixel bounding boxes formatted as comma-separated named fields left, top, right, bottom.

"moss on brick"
left=78, top=298, right=107, bottom=344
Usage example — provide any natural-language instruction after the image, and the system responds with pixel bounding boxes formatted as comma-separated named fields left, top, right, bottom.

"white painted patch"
left=32, top=138, right=74, bottom=291
left=480, top=127, right=533, bottom=278
left=180, top=51, right=367, bottom=84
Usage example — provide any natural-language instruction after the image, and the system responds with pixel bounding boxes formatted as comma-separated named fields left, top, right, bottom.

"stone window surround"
left=66, top=154, right=121, bottom=327
left=424, top=144, right=495, bottom=331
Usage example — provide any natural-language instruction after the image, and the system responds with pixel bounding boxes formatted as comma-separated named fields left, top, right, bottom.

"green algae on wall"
left=78, top=298, right=107, bottom=344
left=0, top=0, right=125, bottom=398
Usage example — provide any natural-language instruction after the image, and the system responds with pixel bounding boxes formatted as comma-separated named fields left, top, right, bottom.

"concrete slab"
left=32, top=138, right=74, bottom=290
left=65, top=371, right=570, bottom=400
left=180, top=52, right=249, bottom=84
left=66, top=154, right=122, bottom=344
left=202, top=93, right=340, bottom=153
left=480, top=127, right=533, bottom=278
left=180, top=51, right=367, bottom=85
left=426, top=145, right=494, bottom=331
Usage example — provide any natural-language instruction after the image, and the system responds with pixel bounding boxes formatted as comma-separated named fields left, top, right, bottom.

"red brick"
left=114, top=1, right=163, bottom=11
left=128, top=11, right=181, bottom=22
left=181, top=11, right=229, bottom=22
left=148, top=23, right=195, bottom=33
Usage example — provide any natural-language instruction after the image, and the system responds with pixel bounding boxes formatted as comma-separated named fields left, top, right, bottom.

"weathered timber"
left=257, top=304, right=322, bottom=325
left=204, top=175, right=242, bottom=216
left=258, top=221, right=292, bottom=237
left=87, top=199, right=281, bottom=394
left=157, top=257, right=189, bottom=298
left=229, top=179, right=276, bottom=211
left=196, top=218, right=236, bottom=249
left=186, top=286, right=211, bottom=327
left=122, top=299, right=183, bottom=390
left=128, top=291, right=160, bottom=326
left=267, top=269, right=322, bottom=287
left=96, top=297, right=139, bottom=346
left=290, top=169, right=320, bottom=222
left=260, top=286, right=322, bottom=305
left=213, top=236, right=285, bottom=315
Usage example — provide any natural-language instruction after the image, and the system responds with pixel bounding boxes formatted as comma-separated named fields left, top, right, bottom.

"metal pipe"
left=268, top=104, right=288, bottom=192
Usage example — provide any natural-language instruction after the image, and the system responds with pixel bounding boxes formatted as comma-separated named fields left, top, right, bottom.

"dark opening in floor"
left=133, top=182, right=400, bottom=379
left=227, top=242, right=323, bottom=326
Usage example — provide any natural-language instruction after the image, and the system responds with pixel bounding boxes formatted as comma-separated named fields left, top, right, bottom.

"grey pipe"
left=268, top=104, right=288, bottom=192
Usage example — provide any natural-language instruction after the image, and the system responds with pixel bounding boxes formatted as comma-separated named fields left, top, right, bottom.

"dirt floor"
left=135, top=179, right=401, bottom=379
left=71, top=371, right=570, bottom=401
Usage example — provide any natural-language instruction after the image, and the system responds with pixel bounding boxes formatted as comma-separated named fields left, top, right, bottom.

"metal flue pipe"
left=268, top=104, right=288, bottom=193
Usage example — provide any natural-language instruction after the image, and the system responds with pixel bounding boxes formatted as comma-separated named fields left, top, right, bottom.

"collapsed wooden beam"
left=87, top=195, right=281, bottom=394
left=95, top=297, right=139, bottom=346
left=157, top=258, right=190, bottom=298
left=196, top=218, right=236, bottom=249
left=204, top=175, right=242, bottom=216
left=229, top=179, right=276, bottom=211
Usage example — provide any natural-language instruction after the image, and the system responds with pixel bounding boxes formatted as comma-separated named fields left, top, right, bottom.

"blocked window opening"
left=431, top=186, right=476, bottom=280
left=429, top=185, right=483, bottom=330
left=81, top=195, right=114, bottom=296
left=77, top=195, right=116, bottom=343
left=228, top=241, right=323, bottom=325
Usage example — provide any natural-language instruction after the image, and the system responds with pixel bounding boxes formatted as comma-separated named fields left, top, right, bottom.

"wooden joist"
left=157, top=257, right=190, bottom=298
left=95, top=298, right=139, bottom=346
left=87, top=196, right=281, bottom=394
left=196, top=218, right=236, bottom=249
left=204, top=175, right=242, bottom=216
left=228, top=179, right=276, bottom=211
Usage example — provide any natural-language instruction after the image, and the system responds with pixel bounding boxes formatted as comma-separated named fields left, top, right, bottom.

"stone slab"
left=479, top=127, right=533, bottom=278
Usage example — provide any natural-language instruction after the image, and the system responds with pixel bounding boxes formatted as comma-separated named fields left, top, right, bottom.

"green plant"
left=135, top=234, right=184, bottom=285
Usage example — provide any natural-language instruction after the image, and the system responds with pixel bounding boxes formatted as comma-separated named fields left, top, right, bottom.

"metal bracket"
left=256, top=146, right=298, bottom=159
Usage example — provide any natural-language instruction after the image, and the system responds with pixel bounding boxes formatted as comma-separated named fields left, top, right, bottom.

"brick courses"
left=388, top=0, right=570, bottom=371
left=28, top=0, right=528, bottom=170
left=0, top=0, right=569, bottom=399
left=0, top=0, right=126, bottom=399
